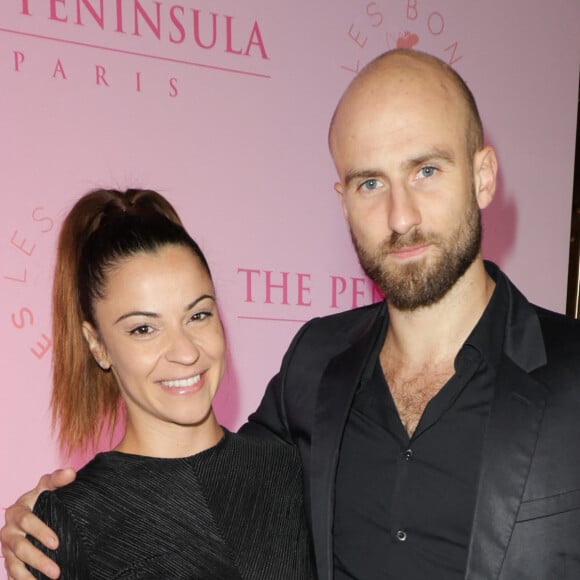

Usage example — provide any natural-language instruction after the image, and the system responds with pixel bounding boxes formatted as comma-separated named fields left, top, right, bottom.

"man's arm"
left=240, top=371, right=293, bottom=441
left=240, top=319, right=317, bottom=442
left=1, top=469, right=76, bottom=580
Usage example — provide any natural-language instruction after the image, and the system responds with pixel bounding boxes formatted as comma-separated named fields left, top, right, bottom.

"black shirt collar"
left=461, top=261, right=510, bottom=374
left=362, top=260, right=514, bottom=383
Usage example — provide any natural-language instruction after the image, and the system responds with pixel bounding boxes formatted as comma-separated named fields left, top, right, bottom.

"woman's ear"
left=473, top=145, right=498, bottom=210
left=82, top=321, right=110, bottom=370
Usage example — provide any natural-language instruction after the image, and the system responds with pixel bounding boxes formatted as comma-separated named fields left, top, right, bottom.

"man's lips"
left=388, top=243, right=431, bottom=259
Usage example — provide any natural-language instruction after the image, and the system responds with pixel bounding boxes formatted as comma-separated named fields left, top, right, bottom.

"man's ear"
left=473, top=145, right=498, bottom=210
left=82, top=322, right=110, bottom=370
left=334, top=181, right=349, bottom=220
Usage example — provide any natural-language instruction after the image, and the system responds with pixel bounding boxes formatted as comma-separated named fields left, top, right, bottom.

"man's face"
left=331, top=64, right=487, bottom=311
left=349, top=187, right=482, bottom=311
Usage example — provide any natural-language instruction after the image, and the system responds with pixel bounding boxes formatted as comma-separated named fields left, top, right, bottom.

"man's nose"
left=387, top=185, right=421, bottom=235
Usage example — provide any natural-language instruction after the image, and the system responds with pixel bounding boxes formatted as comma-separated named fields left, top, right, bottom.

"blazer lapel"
left=309, top=305, right=386, bottom=580
left=465, top=357, right=548, bottom=580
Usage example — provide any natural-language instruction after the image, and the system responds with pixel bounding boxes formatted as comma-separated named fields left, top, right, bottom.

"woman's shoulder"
left=55, top=451, right=126, bottom=489
left=38, top=451, right=152, bottom=521
left=221, top=430, right=301, bottom=465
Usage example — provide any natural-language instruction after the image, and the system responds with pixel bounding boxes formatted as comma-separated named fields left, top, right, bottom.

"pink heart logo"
left=396, top=31, right=419, bottom=49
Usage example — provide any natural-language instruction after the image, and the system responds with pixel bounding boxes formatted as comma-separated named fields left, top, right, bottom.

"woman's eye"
left=190, top=311, right=211, bottom=322
left=129, top=325, right=154, bottom=336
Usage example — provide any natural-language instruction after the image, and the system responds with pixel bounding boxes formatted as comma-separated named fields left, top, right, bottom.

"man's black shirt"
left=334, top=274, right=509, bottom=579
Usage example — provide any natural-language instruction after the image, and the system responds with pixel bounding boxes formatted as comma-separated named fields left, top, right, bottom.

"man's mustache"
left=378, top=229, right=436, bottom=254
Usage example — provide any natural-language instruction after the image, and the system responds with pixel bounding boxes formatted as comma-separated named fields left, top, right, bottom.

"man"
left=3, top=49, right=580, bottom=580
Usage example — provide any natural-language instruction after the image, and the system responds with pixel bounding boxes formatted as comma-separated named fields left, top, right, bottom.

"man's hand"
left=1, top=468, right=76, bottom=580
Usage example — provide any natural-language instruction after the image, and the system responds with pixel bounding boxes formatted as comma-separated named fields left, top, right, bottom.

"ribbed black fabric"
left=29, top=431, right=316, bottom=579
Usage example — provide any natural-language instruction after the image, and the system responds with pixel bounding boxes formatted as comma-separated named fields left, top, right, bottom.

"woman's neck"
left=115, top=410, right=224, bottom=458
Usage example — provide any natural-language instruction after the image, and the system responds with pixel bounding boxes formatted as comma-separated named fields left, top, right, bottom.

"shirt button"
left=395, top=530, right=407, bottom=542
left=402, top=449, right=413, bottom=461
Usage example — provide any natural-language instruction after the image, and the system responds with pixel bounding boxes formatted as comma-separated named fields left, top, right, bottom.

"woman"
left=15, top=188, right=315, bottom=579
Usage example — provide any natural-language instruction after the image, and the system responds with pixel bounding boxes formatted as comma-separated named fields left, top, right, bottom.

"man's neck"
left=382, top=259, right=496, bottom=368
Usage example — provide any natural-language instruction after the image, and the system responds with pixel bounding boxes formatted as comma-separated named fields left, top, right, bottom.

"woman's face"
left=83, top=244, right=225, bottom=451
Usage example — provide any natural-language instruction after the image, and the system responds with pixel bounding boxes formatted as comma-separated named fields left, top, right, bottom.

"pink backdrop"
left=1, top=1, right=579, bottom=572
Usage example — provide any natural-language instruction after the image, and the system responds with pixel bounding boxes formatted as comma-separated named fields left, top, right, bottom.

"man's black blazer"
left=244, top=264, right=580, bottom=580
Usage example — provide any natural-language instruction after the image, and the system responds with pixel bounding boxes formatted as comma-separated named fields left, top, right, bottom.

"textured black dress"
left=29, top=431, right=316, bottom=579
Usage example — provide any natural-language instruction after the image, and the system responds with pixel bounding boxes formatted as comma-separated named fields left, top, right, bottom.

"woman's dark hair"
left=52, top=188, right=210, bottom=454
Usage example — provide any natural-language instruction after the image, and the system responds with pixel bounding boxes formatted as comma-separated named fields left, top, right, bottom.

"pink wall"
left=1, top=1, right=579, bottom=571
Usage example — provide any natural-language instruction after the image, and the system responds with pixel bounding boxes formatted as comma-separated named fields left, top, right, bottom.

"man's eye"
left=418, top=166, right=437, bottom=179
left=360, top=178, right=381, bottom=191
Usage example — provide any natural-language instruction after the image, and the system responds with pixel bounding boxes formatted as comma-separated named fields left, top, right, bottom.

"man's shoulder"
left=534, top=305, right=580, bottom=344
left=534, top=304, right=580, bottom=326
left=496, top=264, right=580, bottom=363
left=277, top=301, right=385, bottom=373
left=531, top=305, right=580, bottom=369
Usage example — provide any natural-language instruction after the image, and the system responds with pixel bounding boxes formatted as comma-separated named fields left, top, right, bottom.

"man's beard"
left=352, top=195, right=482, bottom=311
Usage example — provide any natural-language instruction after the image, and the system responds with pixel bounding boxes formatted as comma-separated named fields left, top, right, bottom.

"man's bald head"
left=329, top=49, right=484, bottom=163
